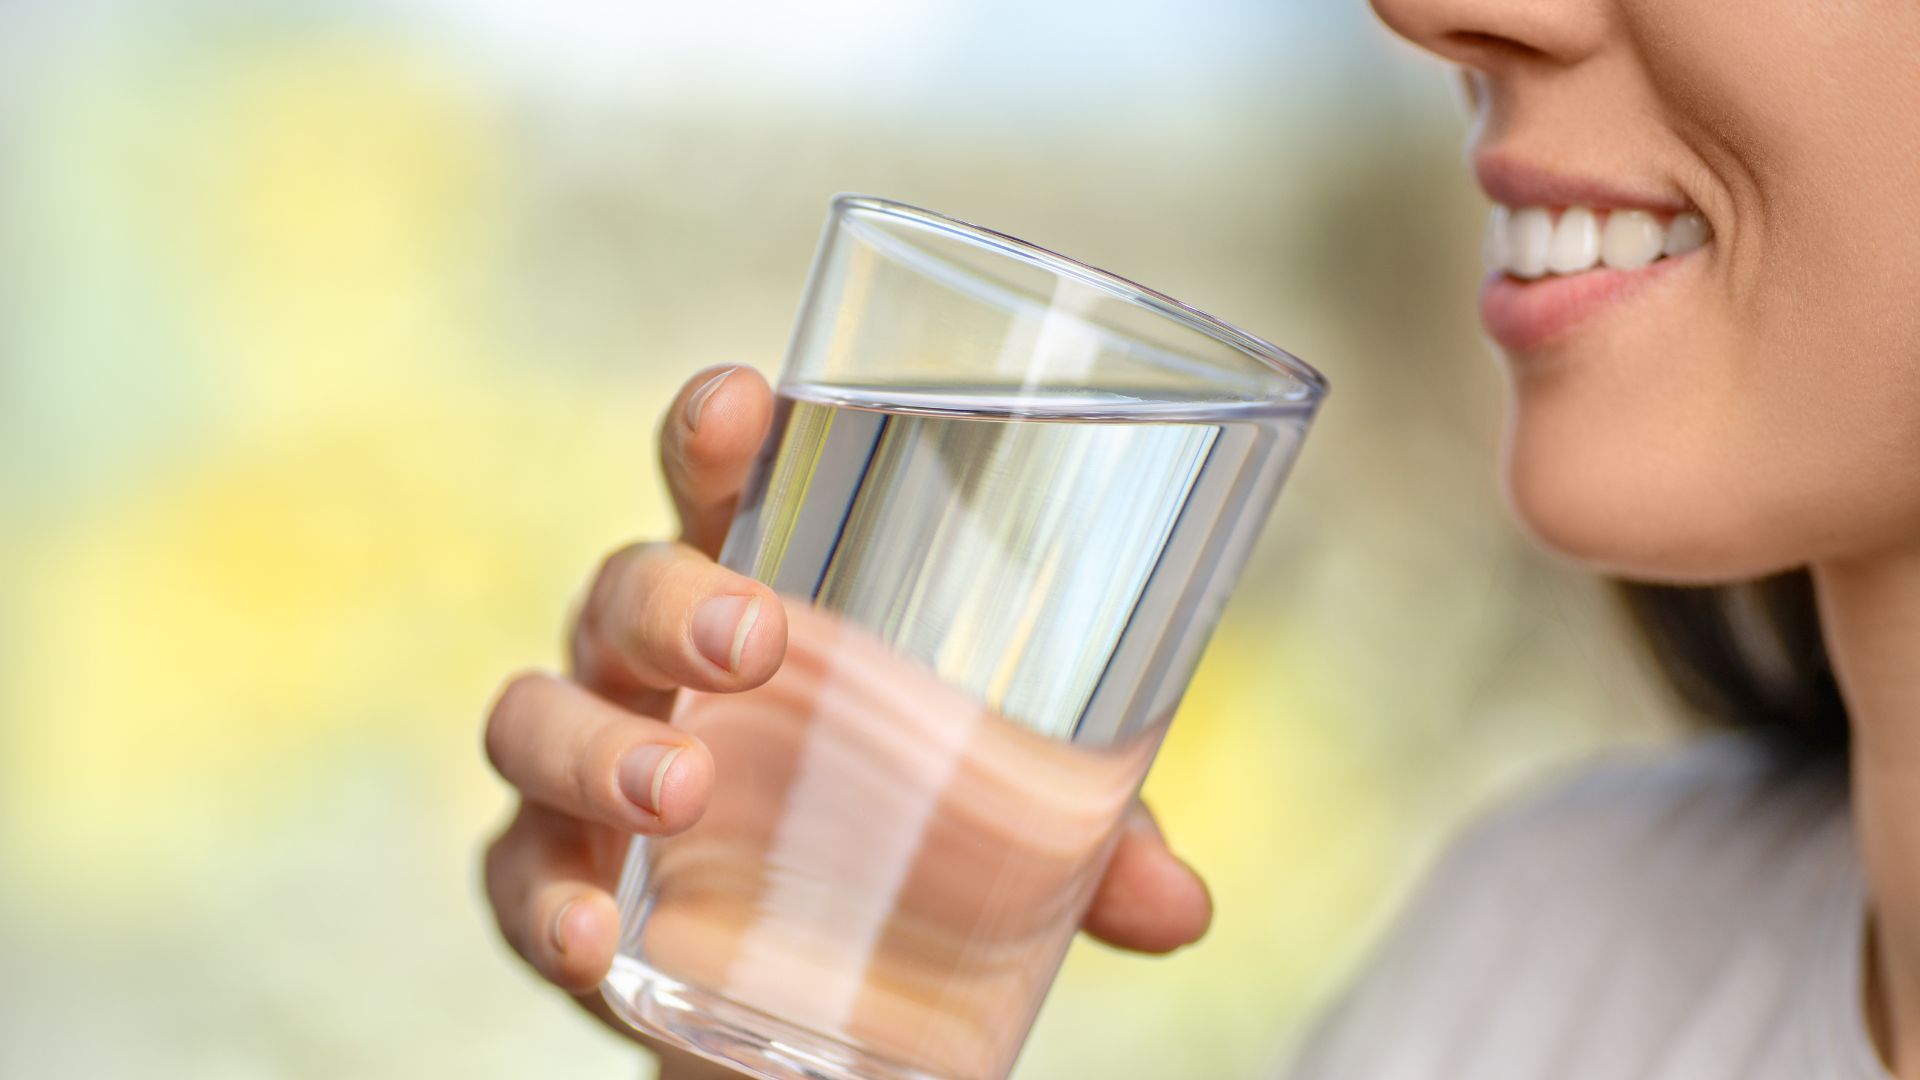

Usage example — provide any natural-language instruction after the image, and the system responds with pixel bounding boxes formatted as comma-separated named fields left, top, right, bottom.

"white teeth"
left=1483, top=205, right=1510, bottom=273
left=1602, top=210, right=1663, bottom=270
left=1484, top=204, right=1712, bottom=278
left=1506, top=207, right=1553, bottom=280
left=1547, top=207, right=1600, bottom=274
left=1664, top=211, right=1709, bottom=256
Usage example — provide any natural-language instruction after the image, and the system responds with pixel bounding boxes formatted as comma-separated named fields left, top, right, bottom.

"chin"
left=1500, top=419, right=1810, bottom=587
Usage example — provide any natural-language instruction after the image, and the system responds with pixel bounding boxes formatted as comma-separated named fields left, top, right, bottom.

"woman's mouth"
left=1478, top=203, right=1712, bottom=353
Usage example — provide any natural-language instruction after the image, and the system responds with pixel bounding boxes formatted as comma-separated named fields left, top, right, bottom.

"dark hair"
left=1618, top=571, right=1849, bottom=755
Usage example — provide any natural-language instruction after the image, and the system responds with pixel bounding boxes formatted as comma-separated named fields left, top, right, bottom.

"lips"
left=1473, top=155, right=1712, bottom=352
left=1479, top=258, right=1693, bottom=354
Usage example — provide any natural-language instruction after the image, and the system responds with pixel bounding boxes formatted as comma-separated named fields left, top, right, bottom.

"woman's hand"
left=480, top=364, right=1215, bottom=1071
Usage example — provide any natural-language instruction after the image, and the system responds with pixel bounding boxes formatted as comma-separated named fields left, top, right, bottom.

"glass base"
left=601, top=956, right=944, bottom=1080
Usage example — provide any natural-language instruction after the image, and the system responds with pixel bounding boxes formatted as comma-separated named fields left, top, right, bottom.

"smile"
left=1470, top=156, right=1716, bottom=353
left=1478, top=203, right=1711, bottom=353
left=1484, top=205, right=1710, bottom=279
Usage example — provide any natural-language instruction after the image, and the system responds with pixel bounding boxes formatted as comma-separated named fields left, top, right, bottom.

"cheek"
left=1508, top=0, right=1920, bottom=583
left=1497, top=0, right=1920, bottom=580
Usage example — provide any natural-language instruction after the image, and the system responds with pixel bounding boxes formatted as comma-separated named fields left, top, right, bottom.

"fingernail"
left=551, top=895, right=603, bottom=959
left=684, top=368, right=736, bottom=432
left=691, top=594, right=761, bottom=674
left=550, top=897, right=578, bottom=953
left=619, top=744, right=685, bottom=815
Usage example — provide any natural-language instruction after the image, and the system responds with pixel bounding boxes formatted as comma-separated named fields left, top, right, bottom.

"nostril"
left=1450, top=31, right=1507, bottom=48
left=1444, top=29, right=1547, bottom=64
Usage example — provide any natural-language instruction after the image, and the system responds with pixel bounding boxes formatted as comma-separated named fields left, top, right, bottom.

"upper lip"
left=1474, top=153, right=1694, bottom=214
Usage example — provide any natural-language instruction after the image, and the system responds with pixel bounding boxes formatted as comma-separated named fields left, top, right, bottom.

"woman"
left=481, top=0, right=1920, bottom=1075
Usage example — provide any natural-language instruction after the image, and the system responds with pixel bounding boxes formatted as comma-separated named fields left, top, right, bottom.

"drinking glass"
left=602, top=195, right=1327, bottom=1080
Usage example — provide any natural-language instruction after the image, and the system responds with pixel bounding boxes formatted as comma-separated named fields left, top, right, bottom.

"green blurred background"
left=0, top=2, right=1679, bottom=1076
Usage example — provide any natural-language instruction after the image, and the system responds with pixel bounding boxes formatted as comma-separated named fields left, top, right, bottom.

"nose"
left=1369, top=0, right=1606, bottom=69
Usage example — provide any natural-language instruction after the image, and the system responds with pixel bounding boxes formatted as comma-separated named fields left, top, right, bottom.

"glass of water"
left=601, top=196, right=1327, bottom=1080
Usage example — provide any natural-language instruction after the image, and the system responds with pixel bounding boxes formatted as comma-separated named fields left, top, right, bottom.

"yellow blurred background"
left=0, top=2, right=1678, bottom=1076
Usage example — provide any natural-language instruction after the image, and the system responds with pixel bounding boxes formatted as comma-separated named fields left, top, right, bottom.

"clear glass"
left=601, top=195, right=1327, bottom=1080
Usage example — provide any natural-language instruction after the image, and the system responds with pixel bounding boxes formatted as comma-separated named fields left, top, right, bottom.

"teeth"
left=1483, top=205, right=1510, bottom=273
left=1484, top=204, right=1712, bottom=279
left=1506, top=207, right=1553, bottom=279
left=1663, top=211, right=1709, bottom=256
left=1602, top=210, right=1663, bottom=270
left=1547, top=207, right=1600, bottom=274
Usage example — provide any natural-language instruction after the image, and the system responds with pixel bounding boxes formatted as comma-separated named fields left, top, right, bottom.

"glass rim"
left=830, top=193, right=1329, bottom=400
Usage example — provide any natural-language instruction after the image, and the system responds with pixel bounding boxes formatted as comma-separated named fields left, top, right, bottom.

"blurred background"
left=0, top=1, right=1681, bottom=1076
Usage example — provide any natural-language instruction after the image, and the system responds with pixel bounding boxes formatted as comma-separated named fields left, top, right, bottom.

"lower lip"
left=1478, top=252, right=1700, bottom=353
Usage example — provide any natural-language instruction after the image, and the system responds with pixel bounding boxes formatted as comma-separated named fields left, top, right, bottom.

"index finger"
left=659, top=365, right=774, bottom=556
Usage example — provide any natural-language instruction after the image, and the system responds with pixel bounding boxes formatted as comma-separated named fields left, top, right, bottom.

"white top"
left=1286, top=736, right=1888, bottom=1080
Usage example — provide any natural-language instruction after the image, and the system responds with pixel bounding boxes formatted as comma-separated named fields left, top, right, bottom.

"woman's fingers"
left=659, top=364, right=774, bottom=556
left=1080, top=802, right=1213, bottom=954
left=485, top=670, right=716, bottom=835
left=483, top=802, right=624, bottom=993
left=570, top=541, right=788, bottom=709
left=486, top=803, right=812, bottom=1074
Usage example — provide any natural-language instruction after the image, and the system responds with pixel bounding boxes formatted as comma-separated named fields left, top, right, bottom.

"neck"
left=1816, top=550, right=1920, bottom=1074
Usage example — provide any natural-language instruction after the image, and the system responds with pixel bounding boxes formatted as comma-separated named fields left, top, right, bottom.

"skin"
left=480, top=365, right=1212, bottom=1078
left=1369, top=0, right=1920, bottom=1070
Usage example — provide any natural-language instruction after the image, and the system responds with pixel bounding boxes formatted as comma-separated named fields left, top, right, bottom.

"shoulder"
left=1443, top=733, right=1848, bottom=892
left=1285, top=735, right=1857, bottom=1080
left=1408, top=733, right=1853, bottom=958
